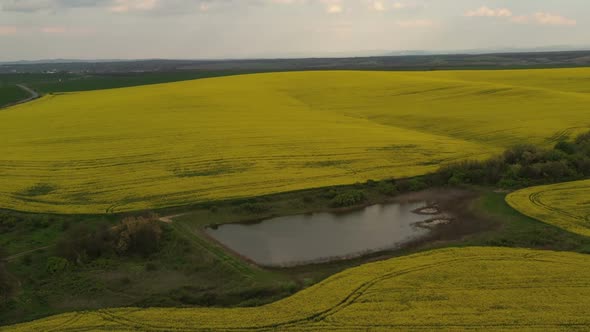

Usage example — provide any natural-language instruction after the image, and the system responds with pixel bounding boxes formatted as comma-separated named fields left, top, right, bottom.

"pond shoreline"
left=201, top=188, right=496, bottom=268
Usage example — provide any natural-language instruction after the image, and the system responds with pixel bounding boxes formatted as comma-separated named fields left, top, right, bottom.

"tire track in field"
left=73, top=255, right=562, bottom=332
left=529, top=188, right=589, bottom=224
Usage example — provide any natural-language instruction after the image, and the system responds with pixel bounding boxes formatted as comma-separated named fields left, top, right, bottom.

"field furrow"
left=2, top=70, right=590, bottom=213
left=506, top=180, right=590, bottom=236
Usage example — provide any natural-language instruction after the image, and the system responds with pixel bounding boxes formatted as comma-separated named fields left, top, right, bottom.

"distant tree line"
left=336, top=130, right=590, bottom=206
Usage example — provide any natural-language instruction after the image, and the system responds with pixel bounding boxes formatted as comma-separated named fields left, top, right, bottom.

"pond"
left=205, top=201, right=448, bottom=267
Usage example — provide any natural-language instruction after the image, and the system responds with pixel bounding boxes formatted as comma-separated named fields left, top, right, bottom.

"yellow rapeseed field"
left=2, top=69, right=590, bottom=213
left=5, top=247, right=590, bottom=331
left=507, top=180, right=590, bottom=236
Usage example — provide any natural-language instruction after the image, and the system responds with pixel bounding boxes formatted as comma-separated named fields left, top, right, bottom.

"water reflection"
left=206, top=201, right=438, bottom=266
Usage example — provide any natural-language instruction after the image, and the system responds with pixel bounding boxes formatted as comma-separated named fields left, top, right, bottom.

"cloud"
left=0, top=25, right=18, bottom=35
left=392, top=2, right=407, bottom=9
left=108, top=0, right=157, bottom=13
left=326, top=5, right=342, bottom=13
left=369, top=1, right=385, bottom=12
left=318, top=0, right=342, bottom=14
left=366, top=1, right=422, bottom=12
left=396, top=19, right=434, bottom=28
left=533, top=12, right=577, bottom=26
left=465, top=6, right=512, bottom=18
left=465, top=6, right=576, bottom=27
left=268, top=0, right=306, bottom=4
left=510, top=12, right=578, bottom=26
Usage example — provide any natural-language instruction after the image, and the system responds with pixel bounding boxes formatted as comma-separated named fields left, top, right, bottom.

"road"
left=16, top=84, right=40, bottom=102
left=0, top=84, right=40, bottom=109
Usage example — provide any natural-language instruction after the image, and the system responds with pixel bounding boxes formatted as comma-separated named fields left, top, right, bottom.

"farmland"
left=0, top=85, right=29, bottom=108
left=5, top=247, right=590, bottom=332
left=5, top=2, right=590, bottom=330
left=3, top=67, right=590, bottom=329
left=507, top=180, right=590, bottom=236
left=0, top=71, right=259, bottom=94
left=2, top=69, right=590, bottom=214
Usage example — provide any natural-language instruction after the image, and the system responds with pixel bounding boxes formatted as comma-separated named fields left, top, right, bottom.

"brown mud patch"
left=389, top=188, right=498, bottom=251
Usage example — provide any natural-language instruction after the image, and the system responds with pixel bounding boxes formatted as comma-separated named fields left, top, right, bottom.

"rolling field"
left=507, top=180, right=590, bottom=236
left=2, top=69, right=590, bottom=213
left=5, top=247, right=590, bottom=331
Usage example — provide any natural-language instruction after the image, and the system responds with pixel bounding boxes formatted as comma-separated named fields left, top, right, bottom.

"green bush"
left=235, top=202, right=270, bottom=214
left=46, top=256, right=70, bottom=274
left=322, top=189, right=339, bottom=199
left=555, top=141, right=576, bottom=154
left=365, top=179, right=378, bottom=187
left=330, top=190, right=366, bottom=208
left=376, top=181, right=398, bottom=196
left=408, top=178, right=428, bottom=191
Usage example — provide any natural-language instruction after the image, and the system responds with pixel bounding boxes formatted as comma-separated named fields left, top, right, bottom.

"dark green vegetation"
left=0, top=85, right=29, bottom=108
left=0, top=71, right=258, bottom=95
left=2, top=50, right=590, bottom=75
left=436, top=131, right=590, bottom=188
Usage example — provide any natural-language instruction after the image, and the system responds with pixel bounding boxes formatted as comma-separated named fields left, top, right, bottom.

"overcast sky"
left=0, top=0, right=588, bottom=61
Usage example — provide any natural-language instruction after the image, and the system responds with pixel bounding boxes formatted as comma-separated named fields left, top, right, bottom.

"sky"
left=0, top=0, right=589, bottom=61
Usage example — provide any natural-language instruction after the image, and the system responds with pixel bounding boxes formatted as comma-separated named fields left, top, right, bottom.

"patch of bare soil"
left=394, top=188, right=498, bottom=249
left=158, top=214, right=186, bottom=224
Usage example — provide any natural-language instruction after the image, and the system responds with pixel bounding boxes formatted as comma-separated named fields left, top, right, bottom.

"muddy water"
left=206, top=201, right=443, bottom=267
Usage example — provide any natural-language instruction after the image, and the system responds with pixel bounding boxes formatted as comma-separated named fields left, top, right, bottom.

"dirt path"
left=5, top=245, right=52, bottom=262
left=158, top=213, right=186, bottom=224
left=5, top=213, right=182, bottom=262
left=16, top=84, right=40, bottom=101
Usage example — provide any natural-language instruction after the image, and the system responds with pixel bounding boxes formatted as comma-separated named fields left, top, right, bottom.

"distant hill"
left=1, top=49, right=590, bottom=74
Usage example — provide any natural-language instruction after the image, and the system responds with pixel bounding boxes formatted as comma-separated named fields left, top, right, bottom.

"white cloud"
left=466, top=6, right=576, bottom=27
left=320, top=0, right=342, bottom=14
left=268, top=0, right=306, bottom=4
left=365, top=1, right=421, bottom=12
left=392, top=2, right=406, bottom=9
left=533, top=12, right=576, bottom=26
left=465, top=6, right=512, bottom=17
left=396, top=19, right=434, bottom=28
left=109, top=0, right=157, bottom=13
left=370, top=1, right=385, bottom=12
left=510, top=12, right=577, bottom=26
left=326, top=5, right=342, bottom=13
